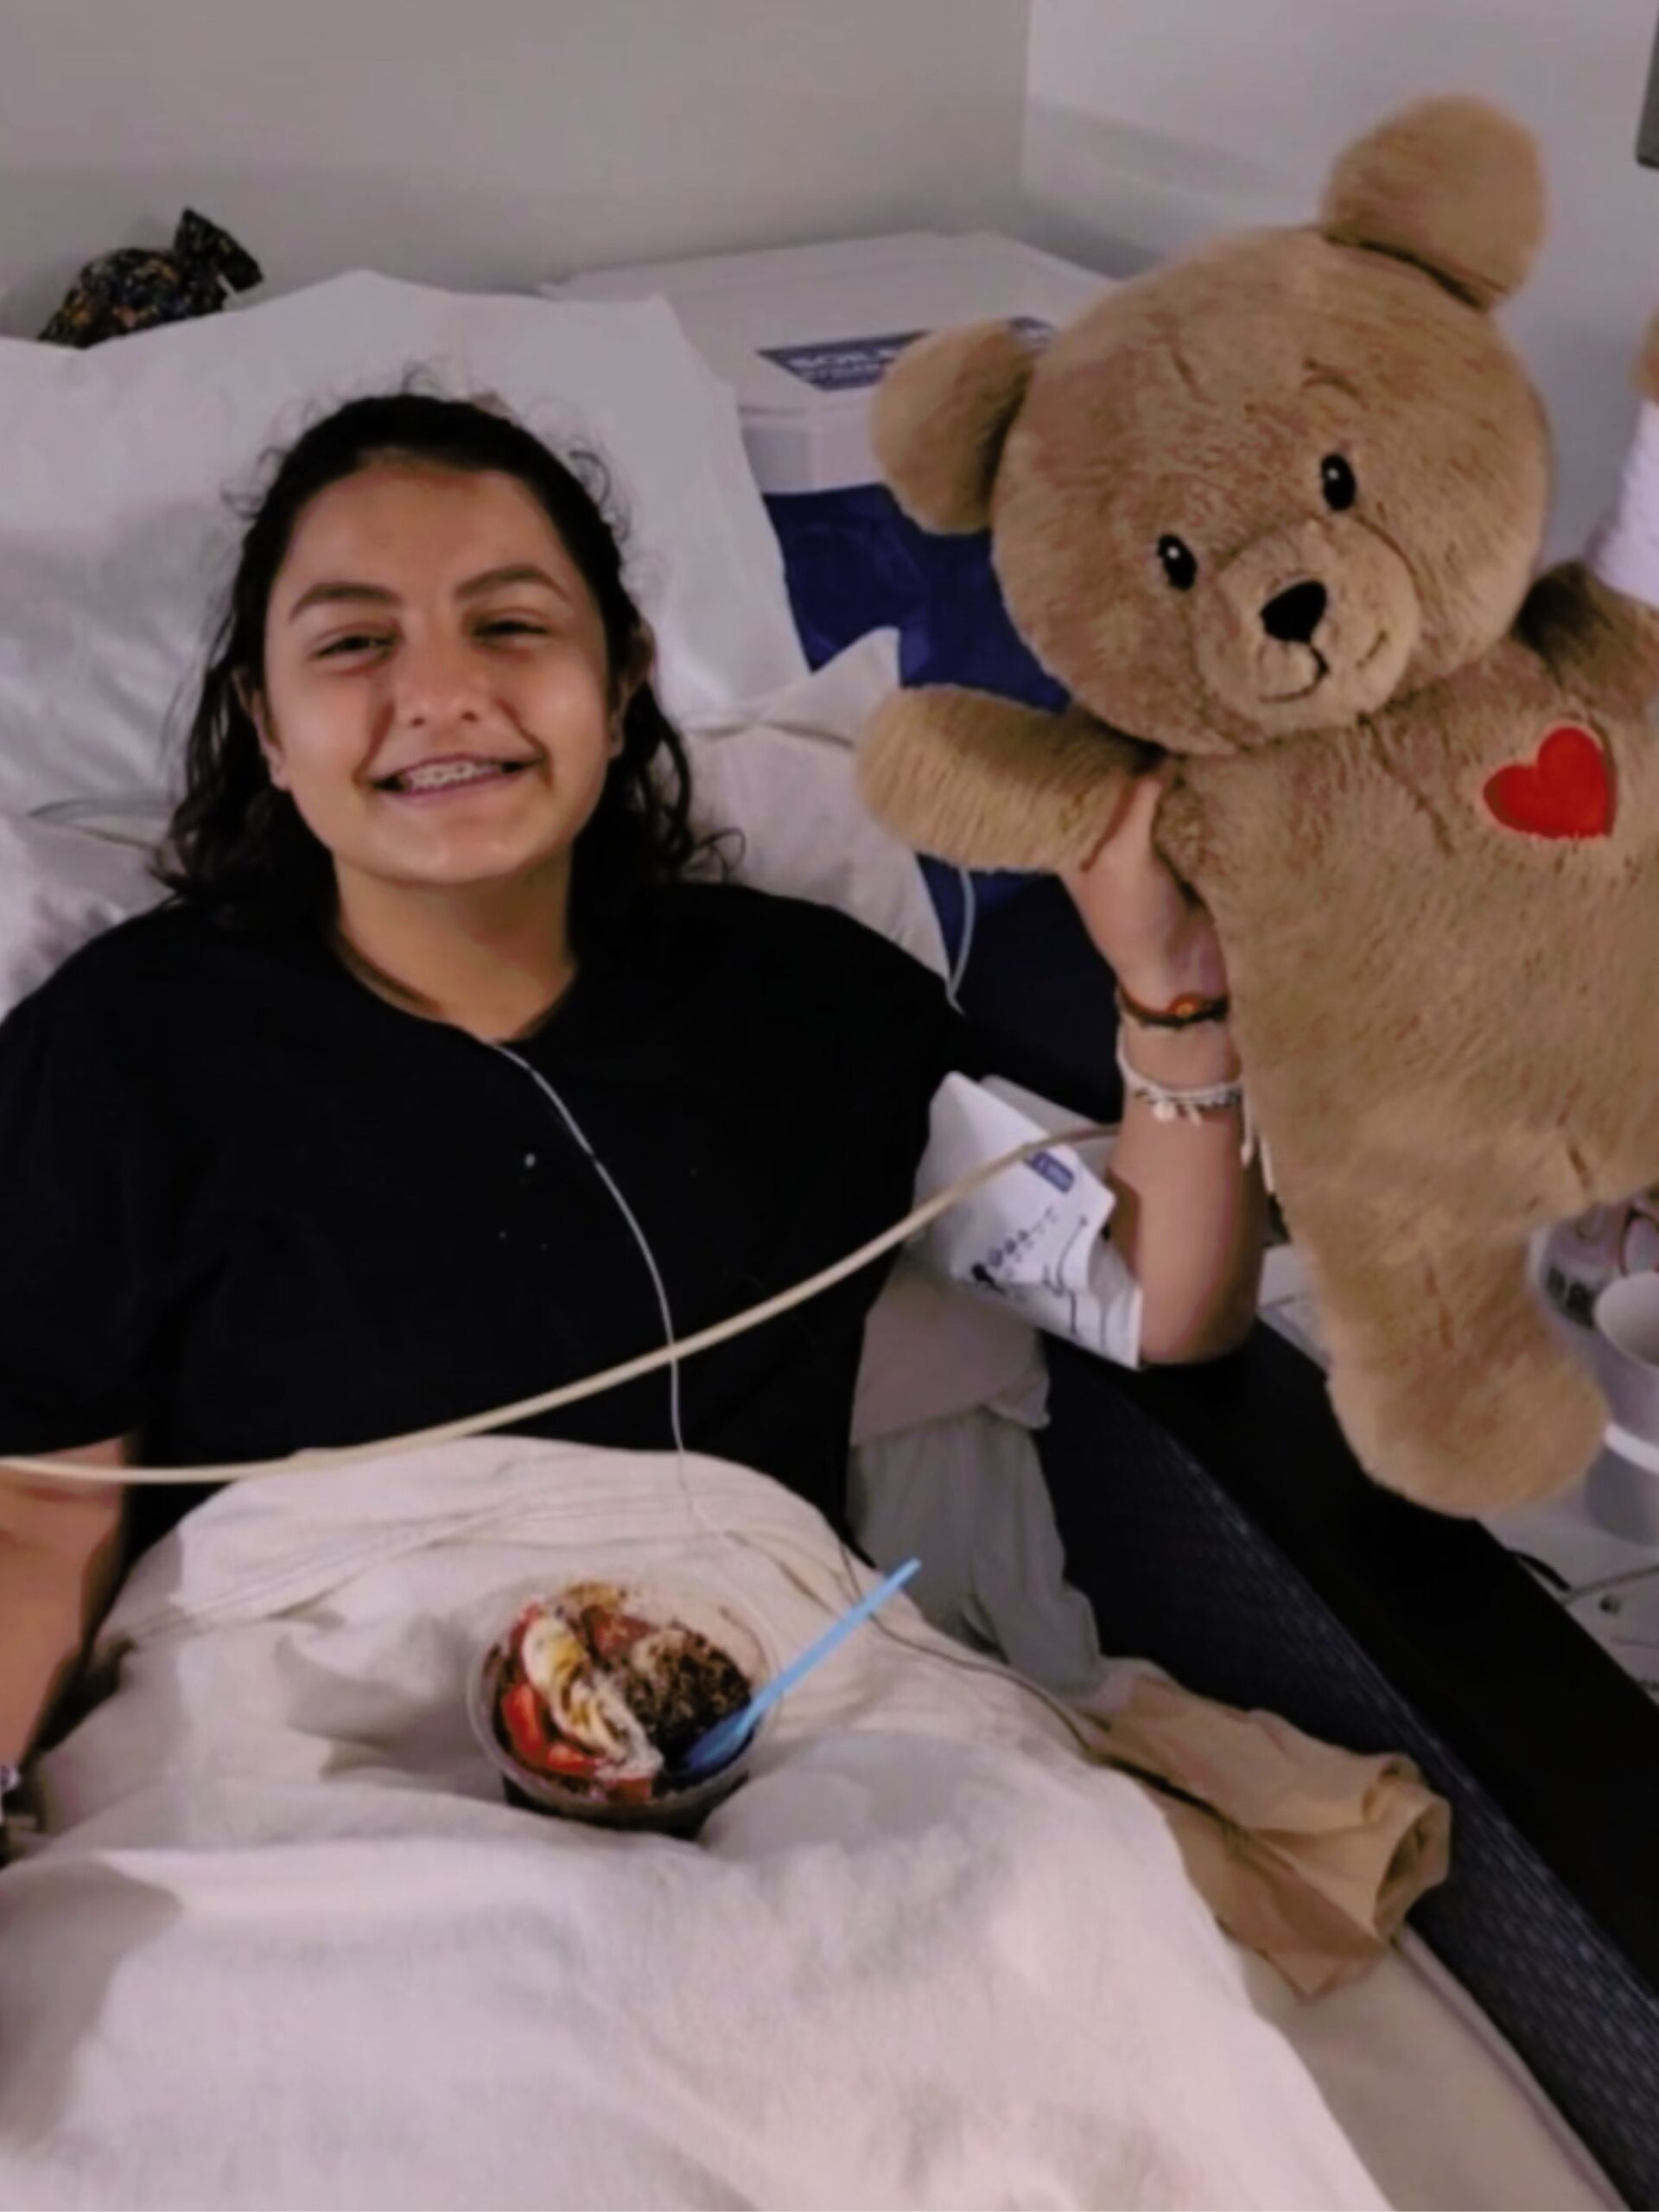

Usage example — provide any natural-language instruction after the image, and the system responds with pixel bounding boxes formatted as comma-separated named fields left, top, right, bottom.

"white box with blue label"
left=543, top=232, right=1105, bottom=494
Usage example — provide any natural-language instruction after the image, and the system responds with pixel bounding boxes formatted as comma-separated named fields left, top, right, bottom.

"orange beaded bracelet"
left=1115, top=981, right=1230, bottom=1031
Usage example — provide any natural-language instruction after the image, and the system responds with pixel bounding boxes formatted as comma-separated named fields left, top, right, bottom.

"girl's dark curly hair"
left=162, top=390, right=701, bottom=944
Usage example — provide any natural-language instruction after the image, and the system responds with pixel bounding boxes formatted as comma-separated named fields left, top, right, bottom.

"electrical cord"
left=6, top=1119, right=1113, bottom=1488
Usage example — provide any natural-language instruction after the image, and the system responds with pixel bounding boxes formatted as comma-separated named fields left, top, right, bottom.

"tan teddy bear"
left=860, top=96, right=1659, bottom=1516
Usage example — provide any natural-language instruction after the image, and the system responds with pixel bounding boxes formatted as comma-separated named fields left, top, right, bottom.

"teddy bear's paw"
left=1329, top=1338, right=1606, bottom=1517
left=859, top=689, right=1138, bottom=872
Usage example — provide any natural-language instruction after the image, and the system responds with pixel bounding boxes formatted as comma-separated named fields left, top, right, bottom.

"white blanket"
left=0, top=1440, right=1382, bottom=2210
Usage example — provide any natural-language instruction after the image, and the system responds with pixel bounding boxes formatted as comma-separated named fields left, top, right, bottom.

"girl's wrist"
left=1114, top=962, right=1227, bottom=1017
left=1119, top=1018, right=1240, bottom=1088
left=1114, top=963, right=1237, bottom=1084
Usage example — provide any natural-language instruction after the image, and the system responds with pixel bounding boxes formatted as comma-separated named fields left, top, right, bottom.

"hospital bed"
left=0, top=267, right=1650, bottom=2208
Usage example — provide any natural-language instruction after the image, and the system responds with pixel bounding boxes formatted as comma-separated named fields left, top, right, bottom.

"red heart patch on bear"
left=1482, top=723, right=1613, bottom=840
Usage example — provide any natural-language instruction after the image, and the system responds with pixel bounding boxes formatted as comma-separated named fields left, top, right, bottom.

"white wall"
left=0, top=0, right=1030, bottom=333
left=10, top=0, right=1653, bottom=562
left=1020, top=0, right=1659, bottom=559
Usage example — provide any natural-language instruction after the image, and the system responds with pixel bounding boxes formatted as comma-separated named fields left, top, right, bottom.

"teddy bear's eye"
left=1157, top=535, right=1198, bottom=592
left=1320, top=454, right=1357, bottom=512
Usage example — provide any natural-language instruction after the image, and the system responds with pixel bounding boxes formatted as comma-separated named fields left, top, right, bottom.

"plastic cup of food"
left=467, top=1575, right=775, bottom=1839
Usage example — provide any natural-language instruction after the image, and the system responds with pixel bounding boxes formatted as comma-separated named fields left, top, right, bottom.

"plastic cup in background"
left=1592, top=1275, right=1659, bottom=1433
left=467, top=1574, right=776, bottom=1840
left=1587, top=1276, right=1659, bottom=1544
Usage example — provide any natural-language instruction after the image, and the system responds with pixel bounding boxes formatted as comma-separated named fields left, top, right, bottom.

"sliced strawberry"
left=499, top=1680, right=549, bottom=1770
left=538, top=1738, right=603, bottom=1781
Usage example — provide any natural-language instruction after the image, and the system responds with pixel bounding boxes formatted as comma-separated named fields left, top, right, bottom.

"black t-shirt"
left=0, top=882, right=968, bottom=1556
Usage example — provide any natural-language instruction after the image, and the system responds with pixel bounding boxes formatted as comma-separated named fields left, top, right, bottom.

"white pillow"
left=0, top=272, right=807, bottom=815
left=0, top=814, right=168, bottom=1021
left=684, top=631, right=946, bottom=976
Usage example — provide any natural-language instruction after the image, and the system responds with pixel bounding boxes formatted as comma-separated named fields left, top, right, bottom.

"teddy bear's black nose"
left=1261, top=579, right=1327, bottom=645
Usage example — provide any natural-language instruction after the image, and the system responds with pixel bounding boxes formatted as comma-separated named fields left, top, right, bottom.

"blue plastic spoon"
left=674, top=1557, right=922, bottom=1784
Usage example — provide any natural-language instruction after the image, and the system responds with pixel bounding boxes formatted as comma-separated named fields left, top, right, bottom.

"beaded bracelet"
left=1116, top=1032, right=1243, bottom=1122
left=1116, top=981, right=1230, bottom=1032
left=1116, top=1033, right=1260, bottom=1169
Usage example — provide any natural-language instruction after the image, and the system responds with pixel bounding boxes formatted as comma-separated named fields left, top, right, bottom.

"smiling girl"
left=0, top=392, right=1264, bottom=1771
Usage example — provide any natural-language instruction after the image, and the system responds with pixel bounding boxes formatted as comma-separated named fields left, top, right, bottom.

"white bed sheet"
left=1, top=1427, right=1616, bottom=2210
left=3, top=1440, right=1386, bottom=2211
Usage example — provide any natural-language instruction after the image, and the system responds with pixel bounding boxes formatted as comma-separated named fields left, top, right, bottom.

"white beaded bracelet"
left=1116, top=1031, right=1260, bottom=1167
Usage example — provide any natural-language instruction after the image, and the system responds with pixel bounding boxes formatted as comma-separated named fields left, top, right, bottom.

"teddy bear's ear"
left=1319, top=96, right=1544, bottom=310
left=871, top=321, right=1036, bottom=532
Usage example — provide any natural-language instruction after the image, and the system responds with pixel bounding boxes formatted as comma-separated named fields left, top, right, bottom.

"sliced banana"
left=520, top=1608, right=660, bottom=1778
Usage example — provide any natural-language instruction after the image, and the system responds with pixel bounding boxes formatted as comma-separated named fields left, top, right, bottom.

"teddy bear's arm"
left=858, top=686, right=1154, bottom=872
left=1519, top=321, right=1659, bottom=715
left=1516, top=559, right=1659, bottom=718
